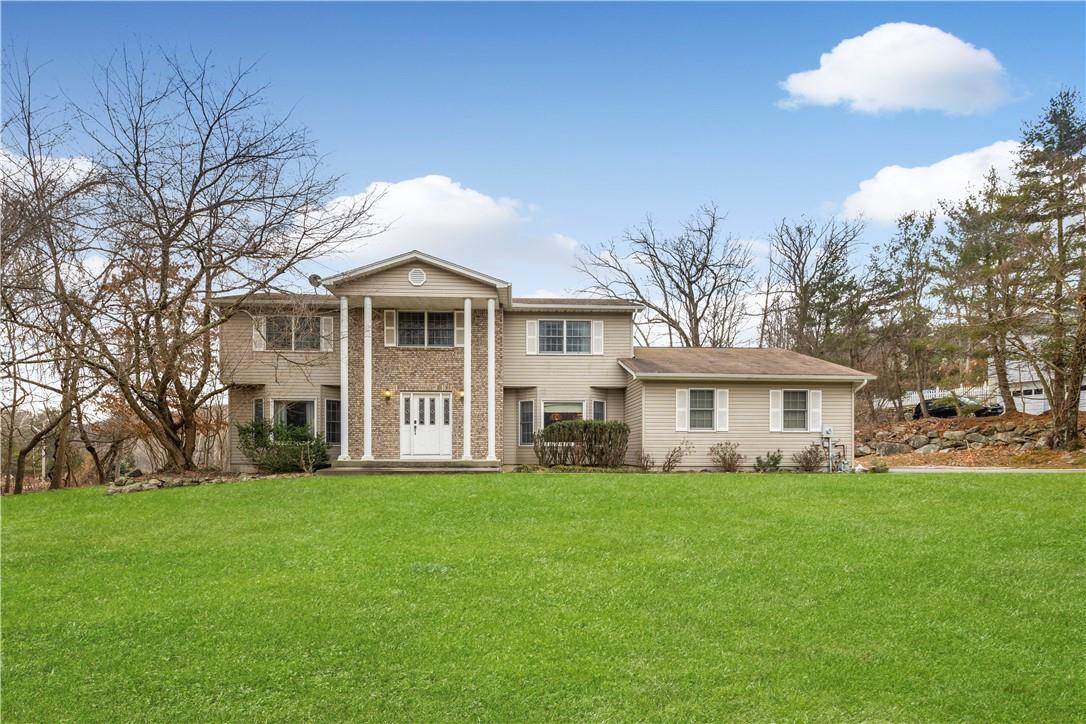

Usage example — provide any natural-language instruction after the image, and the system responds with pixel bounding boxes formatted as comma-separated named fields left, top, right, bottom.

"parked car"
left=913, top=395, right=1004, bottom=420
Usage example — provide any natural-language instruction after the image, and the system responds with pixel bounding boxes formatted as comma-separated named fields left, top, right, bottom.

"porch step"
left=320, top=459, right=501, bottom=475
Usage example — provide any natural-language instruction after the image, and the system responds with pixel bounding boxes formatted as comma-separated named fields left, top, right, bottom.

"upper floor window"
left=260, top=316, right=328, bottom=352
left=538, top=320, right=592, bottom=354
left=397, top=311, right=454, bottom=348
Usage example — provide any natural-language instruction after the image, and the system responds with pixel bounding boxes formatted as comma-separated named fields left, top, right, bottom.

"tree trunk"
left=991, top=338, right=1016, bottom=412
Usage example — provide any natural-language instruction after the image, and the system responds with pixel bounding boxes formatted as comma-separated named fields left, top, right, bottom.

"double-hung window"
left=519, top=400, right=534, bottom=445
left=782, top=390, right=808, bottom=431
left=538, top=320, right=591, bottom=354
left=688, top=389, right=715, bottom=430
left=263, top=316, right=325, bottom=352
left=592, top=400, right=606, bottom=421
left=397, top=311, right=454, bottom=348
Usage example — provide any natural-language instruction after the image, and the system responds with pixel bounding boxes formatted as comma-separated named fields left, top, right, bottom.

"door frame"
left=399, top=391, right=454, bottom=459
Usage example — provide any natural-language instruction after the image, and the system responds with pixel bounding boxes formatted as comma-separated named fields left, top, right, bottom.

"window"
left=688, top=389, right=715, bottom=430
left=519, top=400, right=534, bottom=445
left=264, top=316, right=324, bottom=352
left=543, top=401, right=583, bottom=428
left=538, top=320, right=594, bottom=354
left=783, top=390, right=808, bottom=431
left=539, top=320, right=565, bottom=353
left=566, top=321, right=591, bottom=353
left=293, top=317, right=321, bottom=351
left=427, top=312, right=454, bottom=347
left=592, top=400, right=606, bottom=421
left=443, top=397, right=450, bottom=425
left=403, top=396, right=411, bottom=424
left=253, top=398, right=265, bottom=423
left=397, top=311, right=454, bottom=348
left=325, top=400, right=340, bottom=444
left=265, top=316, right=293, bottom=350
left=398, top=311, right=426, bottom=346
left=274, top=400, right=314, bottom=431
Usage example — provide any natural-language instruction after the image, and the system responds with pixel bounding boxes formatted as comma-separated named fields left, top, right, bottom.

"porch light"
left=383, top=388, right=392, bottom=399
left=457, top=389, right=464, bottom=399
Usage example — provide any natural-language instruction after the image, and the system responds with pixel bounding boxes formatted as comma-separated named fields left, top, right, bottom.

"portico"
left=320, top=251, right=508, bottom=466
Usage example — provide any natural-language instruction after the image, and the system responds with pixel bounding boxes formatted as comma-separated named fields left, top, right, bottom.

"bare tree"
left=576, top=204, right=755, bottom=347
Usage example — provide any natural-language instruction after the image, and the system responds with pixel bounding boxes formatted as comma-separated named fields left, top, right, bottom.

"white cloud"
left=323, top=174, right=581, bottom=283
left=842, top=140, right=1019, bottom=223
left=780, top=22, right=1009, bottom=114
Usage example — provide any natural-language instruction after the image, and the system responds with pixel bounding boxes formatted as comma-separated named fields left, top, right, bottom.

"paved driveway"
left=888, top=466, right=1084, bottom=474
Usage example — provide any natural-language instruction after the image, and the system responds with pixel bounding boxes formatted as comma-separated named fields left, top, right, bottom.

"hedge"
left=532, top=420, right=629, bottom=468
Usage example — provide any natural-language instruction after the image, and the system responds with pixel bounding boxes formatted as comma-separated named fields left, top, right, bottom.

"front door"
left=400, top=392, right=452, bottom=458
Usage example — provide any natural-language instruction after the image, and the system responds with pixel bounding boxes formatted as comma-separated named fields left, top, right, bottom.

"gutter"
left=617, top=360, right=876, bottom=383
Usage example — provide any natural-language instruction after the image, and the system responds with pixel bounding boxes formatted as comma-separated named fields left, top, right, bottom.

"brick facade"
left=347, top=307, right=503, bottom=461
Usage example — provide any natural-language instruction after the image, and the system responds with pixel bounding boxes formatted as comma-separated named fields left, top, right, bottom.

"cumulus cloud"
left=321, top=174, right=581, bottom=285
left=842, top=140, right=1019, bottom=223
left=780, top=22, right=1009, bottom=114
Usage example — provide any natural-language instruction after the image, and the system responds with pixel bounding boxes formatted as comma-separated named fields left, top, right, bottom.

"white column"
left=462, top=298, right=472, bottom=460
left=363, top=295, right=374, bottom=460
left=338, top=296, right=350, bottom=460
left=486, top=298, right=496, bottom=461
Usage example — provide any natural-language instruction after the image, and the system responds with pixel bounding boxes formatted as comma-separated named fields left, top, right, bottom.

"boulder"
left=908, top=435, right=930, bottom=449
left=992, top=431, right=1015, bottom=443
left=942, top=430, right=968, bottom=441
left=876, top=442, right=913, bottom=456
left=916, top=443, right=940, bottom=454
left=969, top=442, right=985, bottom=449
left=965, top=432, right=988, bottom=444
left=855, top=444, right=873, bottom=457
left=1035, top=436, right=1050, bottom=450
left=997, top=421, right=1016, bottom=432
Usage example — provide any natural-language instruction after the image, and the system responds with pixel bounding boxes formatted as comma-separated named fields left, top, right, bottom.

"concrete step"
left=320, top=459, right=501, bottom=475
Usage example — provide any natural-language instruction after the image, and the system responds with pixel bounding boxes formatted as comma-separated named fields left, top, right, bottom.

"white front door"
left=400, top=392, right=453, bottom=458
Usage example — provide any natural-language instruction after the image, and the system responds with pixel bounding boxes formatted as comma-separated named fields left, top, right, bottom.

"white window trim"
left=256, top=315, right=332, bottom=353
left=271, top=398, right=319, bottom=433
left=540, top=399, right=587, bottom=429
left=780, top=389, right=810, bottom=433
left=537, top=320, right=595, bottom=356
left=591, top=399, right=607, bottom=421
left=325, top=398, right=341, bottom=446
left=518, top=399, right=535, bottom=446
left=394, top=310, right=456, bottom=349
left=687, top=388, right=717, bottom=432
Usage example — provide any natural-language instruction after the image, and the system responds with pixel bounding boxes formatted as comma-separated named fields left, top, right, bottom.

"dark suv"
left=913, top=395, right=1004, bottom=420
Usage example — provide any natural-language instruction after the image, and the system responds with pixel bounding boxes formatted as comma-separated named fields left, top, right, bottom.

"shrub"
left=237, top=420, right=329, bottom=473
left=792, top=443, right=826, bottom=472
left=753, top=449, right=782, bottom=473
left=709, top=441, right=744, bottom=472
left=533, top=420, right=629, bottom=468
left=661, top=439, right=693, bottom=473
left=868, top=462, right=889, bottom=474
left=638, top=451, right=655, bottom=471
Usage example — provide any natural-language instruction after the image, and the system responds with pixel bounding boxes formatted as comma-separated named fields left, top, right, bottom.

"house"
left=212, top=251, right=874, bottom=471
left=987, top=356, right=1086, bottom=415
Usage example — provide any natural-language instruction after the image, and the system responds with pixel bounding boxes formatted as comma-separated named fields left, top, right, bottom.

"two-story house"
left=213, top=251, right=874, bottom=471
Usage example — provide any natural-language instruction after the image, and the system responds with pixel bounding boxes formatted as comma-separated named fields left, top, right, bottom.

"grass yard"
left=3, top=473, right=1083, bottom=722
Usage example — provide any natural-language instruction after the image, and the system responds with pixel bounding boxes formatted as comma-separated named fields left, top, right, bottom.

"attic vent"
left=408, top=267, right=427, bottom=286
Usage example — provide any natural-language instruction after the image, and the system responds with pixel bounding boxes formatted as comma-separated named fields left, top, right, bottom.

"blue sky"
left=3, top=2, right=1084, bottom=298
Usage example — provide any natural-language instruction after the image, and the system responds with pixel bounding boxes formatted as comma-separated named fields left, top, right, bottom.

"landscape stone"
left=965, top=432, right=988, bottom=444
left=876, top=442, right=913, bottom=456
left=908, top=435, right=929, bottom=449
left=942, top=430, right=967, bottom=441
left=916, top=443, right=940, bottom=454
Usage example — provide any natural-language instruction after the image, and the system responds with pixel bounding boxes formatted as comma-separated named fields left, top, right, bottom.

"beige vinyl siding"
left=503, top=311, right=633, bottom=387
left=227, top=382, right=338, bottom=471
left=331, top=261, right=498, bottom=299
left=502, top=383, right=629, bottom=466
left=640, top=381, right=855, bottom=470
left=624, top=379, right=644, bottom=465
left=219, top=310, right=339, bottom=386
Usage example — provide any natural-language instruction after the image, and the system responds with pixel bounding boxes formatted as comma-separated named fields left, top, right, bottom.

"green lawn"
left=3, top=473, right=1083, bottom=722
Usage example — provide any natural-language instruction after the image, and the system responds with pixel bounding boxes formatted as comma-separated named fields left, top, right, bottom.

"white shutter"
left=526, top=320, right=538, bottom=355
left=384, top=310, right=397, bottom=346
left=808, top=389, right=822, bottom=432
left=252, top=316, right=266, bottom=351
left=769, top=389, right=783, bottom=432
left=591, top=320, right=604, bottom=355
left=675, top=389, right=689, bottom=432
left=454, top=311, right=465, bottom=347
left=320, top=316, right=334, bottom=352
left=715, top=389, right=729, bottom=432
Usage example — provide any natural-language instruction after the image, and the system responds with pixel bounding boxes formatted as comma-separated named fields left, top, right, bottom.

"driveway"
left=888, top=466, right=1084, bottom=474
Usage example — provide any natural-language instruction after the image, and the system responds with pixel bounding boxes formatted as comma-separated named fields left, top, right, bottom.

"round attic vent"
left=407, top=267, right=427, bottom=286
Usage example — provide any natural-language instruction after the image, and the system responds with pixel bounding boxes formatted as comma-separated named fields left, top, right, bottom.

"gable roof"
left=619, top=347, right=875, bottom=381
left=320, top=250, right=511, bottom=292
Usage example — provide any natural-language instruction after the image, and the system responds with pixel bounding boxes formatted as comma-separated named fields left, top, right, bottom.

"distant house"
left=988, top=357, right=1086, bottom=415
left=209, top=250, right=874, bottom=471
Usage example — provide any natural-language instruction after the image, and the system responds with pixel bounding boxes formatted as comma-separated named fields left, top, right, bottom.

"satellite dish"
left=307, top=274, right=322, bottom=289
